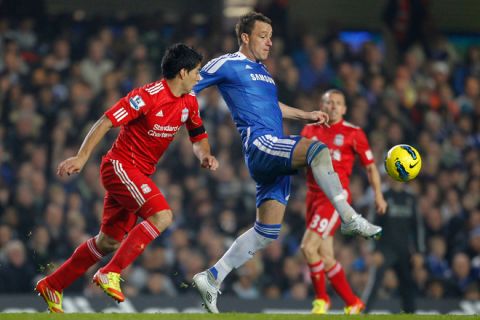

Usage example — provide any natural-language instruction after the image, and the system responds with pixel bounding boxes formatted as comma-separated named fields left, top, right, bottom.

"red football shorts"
left=305, top=188, right=351, bottom=238
left=99, top=158, right=170, bottom=242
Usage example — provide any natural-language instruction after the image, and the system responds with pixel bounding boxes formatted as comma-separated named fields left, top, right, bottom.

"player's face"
left=183, top=64, right=202, bottom=93
left=243, top=21, right=272, bottom=61
left=321, top=92, right=347, bottom=124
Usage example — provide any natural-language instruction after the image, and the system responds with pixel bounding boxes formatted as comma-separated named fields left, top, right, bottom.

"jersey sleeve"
left=104, top=87, right=153, bottom=127
left=353, top=129, right=375, bottom=166
left=193, top=58, right=227, bottom=94
left=185, top=94, right=208, bottom=143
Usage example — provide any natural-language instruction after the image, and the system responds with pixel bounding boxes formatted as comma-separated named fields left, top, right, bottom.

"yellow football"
left=385, top=144, right=422, bottom=182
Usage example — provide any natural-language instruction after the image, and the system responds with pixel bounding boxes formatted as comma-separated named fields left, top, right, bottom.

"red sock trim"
left=87, top=237, right=103, bottom=259
left=140, top=220, right=160, bottom=239
left=308, top=260, right=325, bottom=274
left=326, top=262, right=342, bottom=278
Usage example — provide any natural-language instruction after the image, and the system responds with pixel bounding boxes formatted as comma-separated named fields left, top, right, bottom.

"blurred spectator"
left=426, top=236, right=451, bottom=280
left=232, top=258, right=262, bottom=299
left=425, top=278, right=446, bottom=299
left=0, top=240, right=35, bottom=292
left=446, top=252, right=477, bottom=298
left=0, top=224, right=13, bottom=262
left=364, top=180, right=424, bottom=313
left=27, top=225, right=52, bottom=272
left=298, top=46, right=335, bottom=92
left=79, top=38, right=114, bottom=94
left=143, top=272, right=178, bottom=297
left=456, top=76, right=480, bottom=114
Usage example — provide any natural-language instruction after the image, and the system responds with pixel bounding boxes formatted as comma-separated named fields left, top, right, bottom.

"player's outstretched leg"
left=193, top=221, right=280, bottom=312
left=192, top=270, right=221, bottom=313
left=307, top=144, right=381, bottom=239
left=34, top=237, right=106, bottom=313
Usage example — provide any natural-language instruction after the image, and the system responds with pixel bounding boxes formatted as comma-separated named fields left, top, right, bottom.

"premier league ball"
left=384, top=144, right=422, bottom=182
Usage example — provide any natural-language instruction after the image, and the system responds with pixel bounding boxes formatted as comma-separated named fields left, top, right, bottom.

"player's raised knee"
left=308, top=143, right=330, bottom=168
left=291, top=138, right=316, bottom=168
left=147, top=209, right=173, bottom=231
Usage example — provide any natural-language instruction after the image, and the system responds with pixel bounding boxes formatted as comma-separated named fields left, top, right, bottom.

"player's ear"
left=241, top=33, right=249, bottom=44
left=179, top=68, right=187, bottom=79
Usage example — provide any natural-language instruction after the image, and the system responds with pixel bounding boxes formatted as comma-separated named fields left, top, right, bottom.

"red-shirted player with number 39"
left=300, top=89, right=388, bottom=315
left=35, top=43, right=218, bottom=313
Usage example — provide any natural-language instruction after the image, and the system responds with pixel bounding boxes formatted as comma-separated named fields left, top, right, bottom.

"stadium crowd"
left=0, top=6, right=479, bottom=304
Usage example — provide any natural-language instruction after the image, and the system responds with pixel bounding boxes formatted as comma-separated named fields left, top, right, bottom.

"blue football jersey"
left=194, top=52, right=283, bottom=149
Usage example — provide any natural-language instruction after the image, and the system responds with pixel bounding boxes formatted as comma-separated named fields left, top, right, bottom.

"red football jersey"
left=301, top=120, right=374, bottom=193
left=104, top=79, right=207, bottom=175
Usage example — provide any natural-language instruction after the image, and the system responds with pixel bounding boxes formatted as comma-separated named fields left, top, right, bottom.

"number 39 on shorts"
left=309, top=215, right=328, bottom=233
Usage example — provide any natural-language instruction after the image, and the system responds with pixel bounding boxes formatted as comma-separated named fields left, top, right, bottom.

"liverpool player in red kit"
left=35, top=43, right=218, bottom=313
left=300, top=89, right=388, bottom=314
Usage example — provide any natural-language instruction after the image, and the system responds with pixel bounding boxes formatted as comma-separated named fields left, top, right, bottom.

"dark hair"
left=161, top=43, right=203, bottom=79
left=235, top=12, right=272, bottom=46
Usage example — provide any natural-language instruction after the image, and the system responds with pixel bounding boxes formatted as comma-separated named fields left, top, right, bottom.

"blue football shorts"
left=245, top=134, right=302, bottom=208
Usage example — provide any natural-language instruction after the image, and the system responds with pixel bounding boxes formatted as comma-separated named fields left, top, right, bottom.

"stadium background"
left=0, top=0, right=479, bottom=314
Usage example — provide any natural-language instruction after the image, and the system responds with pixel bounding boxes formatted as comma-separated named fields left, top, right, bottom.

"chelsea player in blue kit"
left=192, top=12, right=382, bottom=313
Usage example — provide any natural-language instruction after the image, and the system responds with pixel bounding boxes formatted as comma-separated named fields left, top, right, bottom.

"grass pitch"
left=0, top=314, right=477, bottom=320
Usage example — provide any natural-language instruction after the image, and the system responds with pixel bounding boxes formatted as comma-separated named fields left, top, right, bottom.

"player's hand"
left=57, top=156, right=87, bottom=177
left=200, top=155, right=219, bottom=171
left=375, top=195, right=388, bottom=215
left=307, top=110, right=329, bottom=126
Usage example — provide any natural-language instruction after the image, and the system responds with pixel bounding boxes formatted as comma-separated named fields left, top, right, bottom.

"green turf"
left=0, top=314, right=477, bottom=320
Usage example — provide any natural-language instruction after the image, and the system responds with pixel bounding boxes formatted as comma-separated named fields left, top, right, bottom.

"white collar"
left=235, top=51, right=263, bottom=65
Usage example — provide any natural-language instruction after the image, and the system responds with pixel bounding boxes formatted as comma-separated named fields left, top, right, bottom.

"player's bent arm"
left=57, top=115, right=113, bottom=177
left=77, top=115, right=113, bottom=160
left=192, top=138, right=218, bottom=171
left=279, top=102, right=329, bottom=125
left=365, top=163, right=388, bottom=214
left=279, top=102, right=308, bottom=120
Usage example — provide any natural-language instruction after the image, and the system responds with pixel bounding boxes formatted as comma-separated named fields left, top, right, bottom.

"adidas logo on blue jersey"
left=245, top=65, right=253, bottom=69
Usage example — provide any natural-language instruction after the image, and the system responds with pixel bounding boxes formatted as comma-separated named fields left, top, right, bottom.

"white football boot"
left=341, top=213, right=382, bottom=239
left=192, top=271, right=221, bottom=313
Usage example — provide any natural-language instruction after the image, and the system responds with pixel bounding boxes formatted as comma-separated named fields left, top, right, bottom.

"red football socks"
left=101, top=220, right=160, bottom=274
left=309, top=260, right=329, bottom=300
left=326, top=262, right=357, bottom=305
left=47, top=237, right=104, bottom=291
